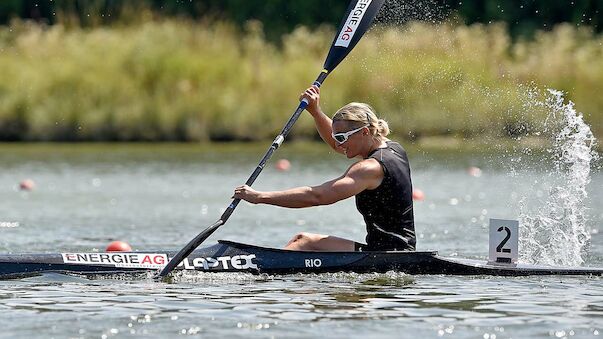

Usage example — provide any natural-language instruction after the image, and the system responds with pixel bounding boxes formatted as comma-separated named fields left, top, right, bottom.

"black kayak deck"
left=1, top=240, right=602, bottom=279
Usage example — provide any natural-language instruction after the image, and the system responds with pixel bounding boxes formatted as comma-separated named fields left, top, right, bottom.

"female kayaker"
left=234, top=85, right=415, bottom=251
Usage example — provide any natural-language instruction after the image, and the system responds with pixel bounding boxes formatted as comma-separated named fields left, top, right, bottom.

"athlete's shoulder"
left=347, top=158, right=383, bottom=177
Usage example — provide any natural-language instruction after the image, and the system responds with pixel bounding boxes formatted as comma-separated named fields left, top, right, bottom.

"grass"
left=0, top=18, right=601, bottom=142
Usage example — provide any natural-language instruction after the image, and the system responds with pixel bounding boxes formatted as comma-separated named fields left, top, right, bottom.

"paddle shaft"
left=156, top=0, right=385, bottom=278
left=224, top=70, right=329, bottom=221
left=156, top=71, right=329, bottom=278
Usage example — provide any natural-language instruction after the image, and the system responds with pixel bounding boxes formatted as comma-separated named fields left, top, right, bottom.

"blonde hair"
left=332, top=102, right=390, bottom=139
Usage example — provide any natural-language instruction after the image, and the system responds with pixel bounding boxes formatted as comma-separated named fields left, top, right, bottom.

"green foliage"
left=0, top=19, right=601, bottom=141
left=2, top=0, right=602, bottom=39
left=453, top=0, right=602, bottom=38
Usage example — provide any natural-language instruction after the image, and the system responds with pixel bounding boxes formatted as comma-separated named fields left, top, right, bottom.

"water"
left=0, top=141, right=601, bottom=338
left=1, top=273, right=602, bottom=338
left=518, top=90, right=599, bottom=266
left=375, top=0, right=448, bottom=25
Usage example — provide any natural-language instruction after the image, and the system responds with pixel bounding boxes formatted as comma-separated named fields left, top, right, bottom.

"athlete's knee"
left=286, top=232, right=321, bottom=250
left=288, top=232, right=312, bottom=244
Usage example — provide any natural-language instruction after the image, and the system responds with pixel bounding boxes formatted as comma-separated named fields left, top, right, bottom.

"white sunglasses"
left=331, top=124, right=369, bottom=144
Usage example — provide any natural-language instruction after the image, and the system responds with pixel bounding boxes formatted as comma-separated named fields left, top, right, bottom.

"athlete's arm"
left=234, top=159, right=383, bottom=208
left=300, top=86, right=342, bottom=153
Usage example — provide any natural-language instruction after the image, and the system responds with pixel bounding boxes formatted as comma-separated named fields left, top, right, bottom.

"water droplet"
left=92, top=178, right=102, bottom=187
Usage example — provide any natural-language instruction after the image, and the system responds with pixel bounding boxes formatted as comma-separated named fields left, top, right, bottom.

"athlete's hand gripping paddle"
left=156, top=0, right=385, bottom=279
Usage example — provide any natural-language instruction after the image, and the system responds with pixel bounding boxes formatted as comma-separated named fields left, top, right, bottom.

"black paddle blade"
left=155, top=219, right=224, bottom=279
left=323, top=0, right=385, bottom=72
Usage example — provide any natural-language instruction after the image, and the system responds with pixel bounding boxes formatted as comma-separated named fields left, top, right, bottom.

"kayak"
left=1, top=240, right=602, bottom=279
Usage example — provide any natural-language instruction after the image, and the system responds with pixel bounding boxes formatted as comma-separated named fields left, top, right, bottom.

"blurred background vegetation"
left=0, top=0, right=601, bottom=142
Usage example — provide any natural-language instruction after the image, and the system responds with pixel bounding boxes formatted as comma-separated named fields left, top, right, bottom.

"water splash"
left=519, top=89, right=598, bottom=266
left=375, top=0, right=450, bottom=25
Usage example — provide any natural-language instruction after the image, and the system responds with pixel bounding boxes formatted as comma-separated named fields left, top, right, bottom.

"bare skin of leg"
left=284, top=232, right=356, bottom=251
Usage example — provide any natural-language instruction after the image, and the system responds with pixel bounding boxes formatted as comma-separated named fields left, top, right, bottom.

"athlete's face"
left=332, top=120, right=368, bottom=158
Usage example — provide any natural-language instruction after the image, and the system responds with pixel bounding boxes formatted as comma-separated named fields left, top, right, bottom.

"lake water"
left=0, top=142, right=601, bottom=338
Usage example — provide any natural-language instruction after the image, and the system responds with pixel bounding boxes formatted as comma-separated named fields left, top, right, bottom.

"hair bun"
left=377, top=119, right=390, bottom=136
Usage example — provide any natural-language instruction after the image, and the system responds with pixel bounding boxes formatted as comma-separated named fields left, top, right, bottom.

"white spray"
left=519, top=89, right=598, bottom=266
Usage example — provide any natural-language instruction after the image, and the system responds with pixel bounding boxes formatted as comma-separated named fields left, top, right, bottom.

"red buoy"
left=412, top=188, right=425, bottom=201
left=275, top=159, right=291, bottom=172
left=19, top=179, right=35, bottom=191
left=106, top=241, right=132, bottom=252
left=467, top=166, right=482, bottom=177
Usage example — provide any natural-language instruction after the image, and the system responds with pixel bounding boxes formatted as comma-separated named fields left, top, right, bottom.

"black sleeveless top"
left=355, top=141, right=416, bottom=251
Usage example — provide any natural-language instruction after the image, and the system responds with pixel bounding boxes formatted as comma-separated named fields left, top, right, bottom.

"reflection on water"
left=0, top=272, right=601, bottom=338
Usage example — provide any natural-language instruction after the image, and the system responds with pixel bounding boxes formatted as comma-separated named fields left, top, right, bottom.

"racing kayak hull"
left=1, top=240, right=602, bottom=279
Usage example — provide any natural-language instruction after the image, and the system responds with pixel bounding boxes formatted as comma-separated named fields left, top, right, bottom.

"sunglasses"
left=331, top=124, right=369, bottom=144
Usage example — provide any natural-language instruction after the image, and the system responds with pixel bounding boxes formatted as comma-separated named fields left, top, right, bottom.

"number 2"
left=496, top=226, right=512, bottom=253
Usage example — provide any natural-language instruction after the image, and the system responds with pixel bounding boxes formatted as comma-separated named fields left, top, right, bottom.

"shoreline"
left=0, top=136, right=600, bottom=153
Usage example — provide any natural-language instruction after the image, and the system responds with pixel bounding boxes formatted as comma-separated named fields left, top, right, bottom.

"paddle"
left=156, top=0, right=385, bottom=279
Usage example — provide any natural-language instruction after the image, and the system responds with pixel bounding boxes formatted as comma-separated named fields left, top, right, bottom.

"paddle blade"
left=323, top=0, right=385, bottom=72
left=155, top=219, right=224, bottom=279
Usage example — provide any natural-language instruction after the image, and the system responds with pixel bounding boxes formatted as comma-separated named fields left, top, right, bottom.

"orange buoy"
left=467, top=166, right=482, bottom=177
left=275, top=159, right=291, bottom=172
left=106, top=241, right=132, bottom=252
left=19, top=179, right=35, bottom=191
left=412, top=188, right=425, bottom=201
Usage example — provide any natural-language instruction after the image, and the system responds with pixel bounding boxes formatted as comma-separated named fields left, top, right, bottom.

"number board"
left=488, top=219, right=519, bottom=264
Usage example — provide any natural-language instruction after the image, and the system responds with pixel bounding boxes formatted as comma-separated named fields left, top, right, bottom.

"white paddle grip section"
left=334, top=0, right=374, bottom=47
left=488, top=218, right=519, bottom=264
left=272, top=135, right=284, bottom=148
